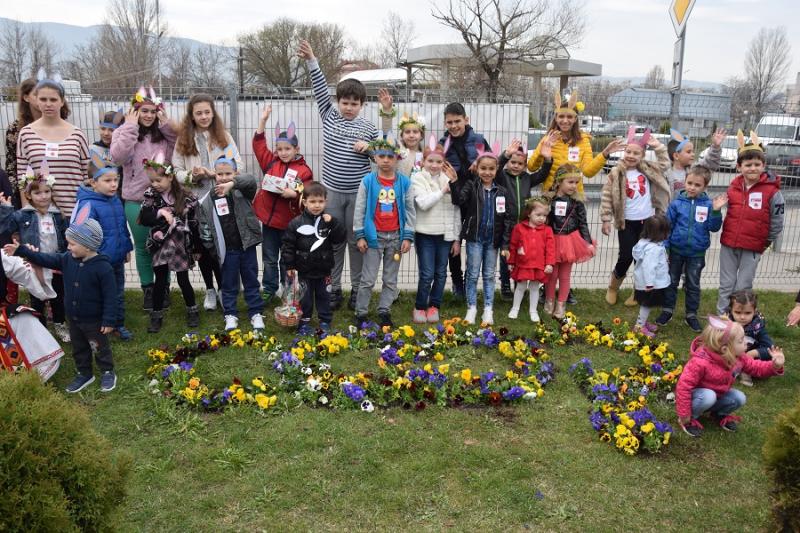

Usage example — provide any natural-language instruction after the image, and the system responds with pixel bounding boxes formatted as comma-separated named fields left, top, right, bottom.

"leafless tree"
left=163, top=41, right=193, bottom=89
left=574, top=78, right=632, bottom=121
left=191, top=43, right=233, bottom=90
left=0, top=20, right=57, bottom=87
left=744, top=26, right=791, bottom=118
left=378, top=12, right=416, bottom=68
left=722, top=75, right=756, bottom=129
left=431, top=0, right=585, bottom=101
left=643, top=65, right=665, bottom=89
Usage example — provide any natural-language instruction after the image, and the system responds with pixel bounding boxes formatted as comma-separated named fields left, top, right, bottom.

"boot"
left=605, top=273, right=624, bottom=305
left=553, top=301, right=567, bottom=320
left=187, top=305, right=200, bottom=328
left=543, top=299, right=555, bottom=315
left=163, top=287, right=172, bottom=308
left=624, top=292, right=637, bottom=307
left=148, top=310, right=164, bottom=333
left=142, top=284, right=154, bottom=311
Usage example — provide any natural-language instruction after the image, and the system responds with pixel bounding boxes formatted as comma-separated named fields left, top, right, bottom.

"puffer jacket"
left=632, top=239, right=670, bottom=290
left=282, top=210, right=346, bottom=279
left=0, top=205, right=67, bottom=252
left=439, top=126, right=490, bottom=181
left=411, top=169, right=461, bottom=242
left=197, top=174, right=262, bottom=260
left=548, top=195, right=592, bottom=244
left=666, top=191, right=722, bottom=257
left=73, top=185, right=133, bottom=264
left=743, top=313, right=774, bottom=361
left=675, top=336, right=783, bottom=420
left=451, top=177, right=515, bottom=249
left=600, top=144, right=671, bottom=230
left=110, top=120, right=177, bottom=202
left=721, top=171, right=784, bottom=253
left=527, top=132, right=607, bottom=198
left=507, top=221, right=555, bottom=271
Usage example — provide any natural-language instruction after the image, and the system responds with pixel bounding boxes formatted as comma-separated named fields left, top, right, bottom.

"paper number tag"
left=214, top=197, right=230, bottom=216
left=748, top=192, right=762, bottom=210
left=517, top=246, right=525, bottom=255
left=568, top=146, right=580, bottom=162
left=284, top=169, right=298, bottom=180
left=40, top=218, right=55, bottom=234
left=554, top=201, right=568, bottom=216
left=45, top=143, right=59, bottom=158
left=695, top=206, right=708, bottom=223
left=496, top=196, right=506, bottom=213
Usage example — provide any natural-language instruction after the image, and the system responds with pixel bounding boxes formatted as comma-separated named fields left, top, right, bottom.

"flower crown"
left=143, top=152, right=175, bottom=176
left=18, top=164, right=56, bottom=192
left=131, top=85, right=164, bottom=110
left=368, top=135, right=402, bottom=157
left=398, top=112, right=426, bottom=133
left=553, top=89, right=585, bottom=115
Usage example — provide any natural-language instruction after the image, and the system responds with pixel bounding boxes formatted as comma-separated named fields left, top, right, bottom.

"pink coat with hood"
left=675, top=336, right=783, bottom=419
left=110, top=121, right=177, bottom=202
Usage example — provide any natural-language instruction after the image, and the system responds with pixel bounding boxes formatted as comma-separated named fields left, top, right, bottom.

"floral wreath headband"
left=131, top=85, right=164, bottom=110
left=397, top=112, right=426, bottom=133
left=553, top=89, right=585, bottom=115
left=143, top=152, right=175, bottom=176
left=368, top=134, right=402, bottom=157
left=18, top=161, right=56, bottom=193
left=737, top=129, right=764, bottom=156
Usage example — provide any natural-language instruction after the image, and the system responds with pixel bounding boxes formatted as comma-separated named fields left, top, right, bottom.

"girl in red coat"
left=506, top=197, right=555, bottom=322
left=252, top=105, right=313, bottom=300
left=676, top=315, right=785, bottom=438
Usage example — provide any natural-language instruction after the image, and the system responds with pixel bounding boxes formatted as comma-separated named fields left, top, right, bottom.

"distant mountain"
left=596, top=75, right=724, bottom=92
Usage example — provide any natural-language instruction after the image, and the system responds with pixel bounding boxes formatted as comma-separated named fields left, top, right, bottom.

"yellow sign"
left=669, top=0, right=696, bottom=37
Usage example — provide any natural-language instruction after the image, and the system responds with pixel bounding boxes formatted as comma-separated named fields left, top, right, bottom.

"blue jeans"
left=465, top=240, right=497, bottom=308
left=113, top=262, right=126, bottom=327
left=663, top=252, right=705, bottom=316
left=221, top=246, right=264, bottom=318
left=691, top=388, right=746, bottom=419
left=415, top=233, right=451, bottom=310
left=262, top=226, right=286, bottom=295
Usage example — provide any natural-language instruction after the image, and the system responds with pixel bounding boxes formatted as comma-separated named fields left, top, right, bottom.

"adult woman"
left=172, top=94, right=240, bottom=311
left=527, top=90, right=625, bottom=197
left=6, top=79, right=40, bottom=206
left=16, top=76, right=88, bottom=218
left=110, top=86, right=177, bottom=310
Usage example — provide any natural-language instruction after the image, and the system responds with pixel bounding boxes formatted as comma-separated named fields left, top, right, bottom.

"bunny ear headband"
left=142, top=151, right=175, bottom=176
left=368, top=132, right=402, bottom=157
left=553, top=89, right=585, bottom=115
left=475, top=141, right=502, bottom=162
left=708, top=315, right=736, bottom=344
left=36, top=67, right=65, bottom=96
left=423, top=134, right=450, bottom=159
left=131, top=85, right=164, bottom=110
left=398, top=112, right=426, bottom=133
left=18, top=160, right=56, bottom=192
left=214, top=145, right=239, bottom=171
left=90, top=149, right=118, bottom=180
left=736, top=129, right=764, bottom=155
left=670, top=128, right=690, bottom=152
left=100, top=107, right=125, bottom=129
left=626, top=126, right=651, bottom=148
left=274, top=121, right=299, bottom=147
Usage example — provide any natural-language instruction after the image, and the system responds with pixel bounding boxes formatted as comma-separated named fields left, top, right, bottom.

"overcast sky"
left=6, top=0, right=800, bottom=85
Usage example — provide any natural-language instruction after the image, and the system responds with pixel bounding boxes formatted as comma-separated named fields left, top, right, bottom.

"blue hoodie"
left=73, top=185, right=133, bottom=265
left=666, top=191, right=722, bottom=257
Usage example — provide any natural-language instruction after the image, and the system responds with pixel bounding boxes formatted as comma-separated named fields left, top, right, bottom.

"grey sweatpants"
left=356, top=231, right=401, bottom=316
left=717, top=245, right=762, bottom=315
left=327, top=189, right=362, bottom=293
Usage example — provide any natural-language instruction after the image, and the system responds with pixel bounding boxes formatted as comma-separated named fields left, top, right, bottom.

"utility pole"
left=668, top=0, right=696, bottom=130
left=238, top=46, right=244, bottom=95
left=156, top=0, right=163, bottom=90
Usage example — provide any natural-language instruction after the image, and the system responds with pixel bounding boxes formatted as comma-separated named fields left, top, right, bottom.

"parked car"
left=699, top=135, right=738, bottom=171
left=526, top=128, right=548, bottom=161
left=603, top=133, right=669, bottom=172
left=764, top=141, right=800, bottom=186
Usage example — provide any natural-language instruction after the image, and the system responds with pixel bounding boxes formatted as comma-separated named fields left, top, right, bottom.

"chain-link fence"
left=1, top=86, right=799, bottom=292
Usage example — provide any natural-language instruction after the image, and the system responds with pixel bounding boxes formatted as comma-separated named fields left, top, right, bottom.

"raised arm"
left=298, top=39, right=333, bottom=120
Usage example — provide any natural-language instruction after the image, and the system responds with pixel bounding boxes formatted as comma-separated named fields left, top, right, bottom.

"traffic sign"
left=669, top=0, right=696, bottom=37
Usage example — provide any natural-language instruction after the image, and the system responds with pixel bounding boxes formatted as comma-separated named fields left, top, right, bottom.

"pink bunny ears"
left=274, top=122, right=299, bottom=147
left=475, top=141, right=502, bottom=162
left=708, top=315, right=735, bottom=344
left=626, top=126, right=651, bottom=148
left=142, top=151, right=175, bottom=176
left=131, top=85, right=163, bottom=110
left=423, top=134, right=450, bottom=159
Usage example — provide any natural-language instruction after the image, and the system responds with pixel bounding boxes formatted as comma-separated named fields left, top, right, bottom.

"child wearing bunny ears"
left=666, top=127, right=725, bottom=195
left=91, top=109, right=124, bottom=196
left=252, top=105, right=314, bottom=302
left=600, top=127, right=671, bottom=307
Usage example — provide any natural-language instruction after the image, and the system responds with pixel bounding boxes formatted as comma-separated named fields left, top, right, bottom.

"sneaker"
left=100, top=371, right=117, bottom=392
left=413, top=309, right=427, bottom=323
left=718, top=415, right=741, bottom=432
left=566, top=289, right=578, bottom=305
left=508, top=307, right=519, bottom=319
left=530, top=310, right=540, bottom=323
left=685, top=315, right=702, bottom=333
left=250, top=313, right=265, bottom=331
left=204, top=288, right=218, bottom=310
left=655, top=311, right=673, bottom=327
left=482, top=307, right=494, bottom=325
left=740, top=372, right=754, bottom=387
left=464, top=306, right=477, bottom=325
left=319, top=322, right=331, bottom=333
left=635, top=323, right=657, bottom=338
left=681, top=419, right=704, bottom=438
left=65, top=374, right=95, bottom=394
left=53, top=322, right=71, bottom=342
left=330, top=289, right=344, bottom=310
left=262, top=292, right=274, bottom=303
left=426, top=307, right=440, bottom=323
left=297, top=319, right=312, bottom=336
left=224, top=315, right=239, bottom=331
left=378, top=312, right=393, bottom=329
left=348, top=291, right=358, bottom=311
left=116, top=326, right=133, bottom=341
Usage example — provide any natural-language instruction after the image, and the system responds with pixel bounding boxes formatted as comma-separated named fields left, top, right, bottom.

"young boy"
left=77, top=154, right=134, bottom=339
left=4, top=216, right=117, bottom=393
left=438, top=102, right=491, bottom=299
left=716, top=131, right=784, bottom=316
left=90, top=110, right=124, bottom=195
left=297, top=39, right=392, bottom=311
left=282, top=182, right=346, bottom=334
left=666, top=127, right=725, bottom=195
left=353, top=138, right=415, bottom=328
left=656, top=165, right=726, bottom=332
left=198, top=153, right=265, bottom=331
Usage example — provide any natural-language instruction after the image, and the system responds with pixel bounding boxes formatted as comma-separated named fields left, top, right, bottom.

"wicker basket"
left=274, top=306, right=302, bottom=327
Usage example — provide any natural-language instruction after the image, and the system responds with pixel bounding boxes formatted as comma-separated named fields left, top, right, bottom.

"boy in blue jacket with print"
left=5, top=215, right=118, bottom=393
left=657, top=165, right=728, bottom=332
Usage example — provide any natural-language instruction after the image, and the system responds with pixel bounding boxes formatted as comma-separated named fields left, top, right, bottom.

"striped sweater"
left=16, top=125, right=89, bottom=218
left=308, top=59, right=378, bottom=193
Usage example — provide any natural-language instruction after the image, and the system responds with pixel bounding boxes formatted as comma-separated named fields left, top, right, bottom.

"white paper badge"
left=748, top=192, right=763, bottom=210
left=45, top=143, right=59, bottom=158
left=554, top=201, right=568, bottom=217
left=40, top=218, right=55, bottom=234
left=214, top=197, right=230, bottom=216
left=695, top=205, right=708, bottom=223
left=568, top=146, right=580, bottom=162
left=496, top=196, right=506, bottom=213
left=517, top=246, right=525, bottom=255
left=284, top=169, right=298, bottom=180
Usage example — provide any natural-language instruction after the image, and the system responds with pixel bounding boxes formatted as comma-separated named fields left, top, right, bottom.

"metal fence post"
left=228, top=85, right=239, bottom=141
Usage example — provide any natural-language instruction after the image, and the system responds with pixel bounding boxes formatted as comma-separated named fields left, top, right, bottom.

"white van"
left=755, top=114, right=800, bottom=145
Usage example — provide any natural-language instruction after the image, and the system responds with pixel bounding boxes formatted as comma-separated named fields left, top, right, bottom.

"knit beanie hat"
left=66, top=215, right=103, bottom=252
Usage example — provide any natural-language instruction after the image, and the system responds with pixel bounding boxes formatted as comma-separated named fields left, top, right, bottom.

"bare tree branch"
left=744, top=26, right=791, bottom=117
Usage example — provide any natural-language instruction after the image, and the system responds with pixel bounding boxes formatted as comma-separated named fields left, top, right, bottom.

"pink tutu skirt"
left=554, top=231, right=595, bottom=264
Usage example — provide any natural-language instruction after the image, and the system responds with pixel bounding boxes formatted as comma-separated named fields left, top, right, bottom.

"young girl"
left=0, top=161, right=69, bottom=340
left=378, top=89, right=425, bottom=177
left=631, top=214, right=671, bottom=337
left=544, top=164, right=595, bottom=319
left=676, top=315, right=784, bottom=438
left=411, top=136, right=461, bottom=323
left=139, top=153, right=200, bottom=332
left=507, top=197, right=555, bottom=322
left=452, top=143, right=514, bottom=325
left=600, top=127, right=670, bottom=306
left=729, top=289, right=775, bottom=387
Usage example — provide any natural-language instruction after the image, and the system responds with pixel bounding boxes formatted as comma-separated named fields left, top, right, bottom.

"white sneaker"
left=204, top=288, right=218, bottom=310
left=464, top=306, right=477, bottom=324
left=482, top=307, right=494, bottom=325
left=250, top=313, right=265, bottom=331
left=275, top=284, right=285, bottom=299
left=508, top=307, right=519, bottom=319
left=53, top=322, right=71, bottom=342
left=224, top=315, right=238, bottom=331
left=530, top=310, right=540, bottom=323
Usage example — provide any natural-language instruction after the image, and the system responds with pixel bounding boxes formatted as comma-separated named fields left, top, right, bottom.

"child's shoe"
left=319, top=322, right=331, bottom=334
left=348, top=291, right=358, bottom=311
left=53, top=322, right=71, bottom=342
left=529, top=298, right=540, bottom=323
left=681, top=419, right=704, bottom=438
left=426, top=307, right=439, bottom=323
left=224, top=315, right=239, bottom=331
left=543, top=299, right=555, bottom=316
left=508, top=306, right=519, bottom=319
left=250, top=313, right=266, bottom=331
left=566, top=289, right=578, bottom=305
left=204, top=288, right=218, bottom=310
left=717, top=414, right=741, bottom=432
left=116, top=326, right=133, bottom=341
left=413, top=309, right=427, bottom=323
left=553, top=301, right=566, bottom=320
left=147, top=310, right=163, bottom=333
left=635, top=322, right=657, bottom=338
left=329, top=289, right=344, bottom=310
left=142, top=284, right=154, bottom=311
left=378, top=312, right=393, bottom=329
left=740, top=372, right=754, bottom=387
left=100, top=371, right=117, bottom=392
left=655, top=311, right=673, bottom=326
left=624, top=292, right=637, bottom=306
left=353, top=315, right=369, bottom=329
left=685, top=315, right=702, bottom=333
left=481, top=307, right=493, bottom=325
left=501, top=284, right=514, bottom=301
left=298, top=319, right=312, bottom=336
left=464, top=306, right=477, bottom=325
left=187, top=305, right=200, bottom=328
left=65, top=374, right=95, bottom=394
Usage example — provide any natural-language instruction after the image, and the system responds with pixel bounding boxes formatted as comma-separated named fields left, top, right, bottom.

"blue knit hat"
left=66, top=207, right=103, bottom=251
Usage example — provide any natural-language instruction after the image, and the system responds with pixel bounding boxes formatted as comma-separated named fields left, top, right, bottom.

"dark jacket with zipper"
left=0, top=205, right=68, bottom=252
left=743, top=313, right=774, bottom=361
left=282, top=210, right=346, bottom=279
left=498, top=153, right=553, bottom=221
left=548, top=195, right=593, bottom=244
left=451, top=176, right=515, bottom=249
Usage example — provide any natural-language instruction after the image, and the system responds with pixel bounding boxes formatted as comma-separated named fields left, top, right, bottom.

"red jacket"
left=507, top=221, right=555, bottom=270
left=675, top=337, right=783, bottom=419
left=721, top=171, right=782, bottom=253
left=252, top=132, right=314, bottom=229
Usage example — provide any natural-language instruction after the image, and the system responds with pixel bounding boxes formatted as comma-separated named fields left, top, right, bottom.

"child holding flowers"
left=676, top=315, right=784, bottom=437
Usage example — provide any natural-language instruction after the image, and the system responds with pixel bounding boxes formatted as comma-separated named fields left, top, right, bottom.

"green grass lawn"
left=49, top=288, right=799, bottom=531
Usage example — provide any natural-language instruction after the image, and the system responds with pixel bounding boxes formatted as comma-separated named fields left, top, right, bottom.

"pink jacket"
left=110, top=121, right=177, bottom=202
left=675, top=337, right=783, bottom=419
